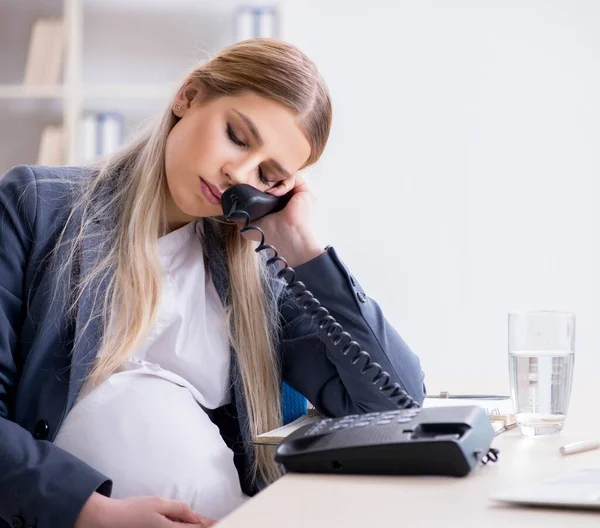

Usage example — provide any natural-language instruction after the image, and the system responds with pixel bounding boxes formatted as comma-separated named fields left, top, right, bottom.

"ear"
left=172, top=78, right=200, bottom=118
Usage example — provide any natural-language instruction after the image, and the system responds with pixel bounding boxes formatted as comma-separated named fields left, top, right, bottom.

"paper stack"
left=422, top=396, right=516, bottom=435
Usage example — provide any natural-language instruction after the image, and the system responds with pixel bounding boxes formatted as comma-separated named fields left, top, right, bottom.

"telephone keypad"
left=304, top=408, right=422, bottom=437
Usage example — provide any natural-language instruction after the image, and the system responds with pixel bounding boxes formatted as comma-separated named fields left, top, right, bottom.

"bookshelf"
left=0, top=0, right=268, bottom=173
left=0, top=86, right=65, bottom=98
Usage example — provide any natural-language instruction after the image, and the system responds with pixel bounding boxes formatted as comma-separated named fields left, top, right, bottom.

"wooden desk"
left=219, top=383, right=600, bottom=527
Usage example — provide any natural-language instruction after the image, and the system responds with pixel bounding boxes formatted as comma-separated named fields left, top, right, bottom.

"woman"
left=0, top=39, right=425, bottom=527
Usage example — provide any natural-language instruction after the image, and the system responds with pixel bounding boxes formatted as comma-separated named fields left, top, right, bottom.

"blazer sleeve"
left=279, top=245, right=426, bottom=417
left=0, top=166, right=112, bottom=528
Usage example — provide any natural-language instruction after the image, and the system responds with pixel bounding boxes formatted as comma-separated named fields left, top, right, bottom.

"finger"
left=154, top=498, right=202, bottom=524
left=170, top=520, right=216, bottom=528
left=291, top=174, right=312, bottom=195
left=268, top=176, right=296, bottom=197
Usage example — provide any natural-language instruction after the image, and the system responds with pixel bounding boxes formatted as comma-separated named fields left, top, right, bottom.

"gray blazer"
left=0, top=165, right=426, bottom=528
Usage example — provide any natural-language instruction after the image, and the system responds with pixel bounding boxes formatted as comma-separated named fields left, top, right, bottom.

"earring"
left=173, top=103, right=182, bottom=112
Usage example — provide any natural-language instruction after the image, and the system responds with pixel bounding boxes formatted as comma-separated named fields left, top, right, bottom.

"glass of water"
left=508, top=311, right=575, bottom=436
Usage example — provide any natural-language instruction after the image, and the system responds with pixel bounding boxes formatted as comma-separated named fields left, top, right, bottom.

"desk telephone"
left=221, top=184, right=499, bottom=478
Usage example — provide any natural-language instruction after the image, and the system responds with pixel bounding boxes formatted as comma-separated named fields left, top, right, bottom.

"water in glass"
left=509, top=349, right=574, bottom=436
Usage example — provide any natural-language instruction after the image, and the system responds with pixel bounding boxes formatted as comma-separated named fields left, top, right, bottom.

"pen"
left=559, top=440, right=600, bottom=456
left=428, top=392, right=510, bottom=400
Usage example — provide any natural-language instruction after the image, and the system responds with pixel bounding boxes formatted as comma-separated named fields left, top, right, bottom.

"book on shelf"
left=37, top=125, right=64, bottom=166
left=80, top=112, right=125, bottom=163
left=234, top=5, right=278, bottom=41
left=24, top=18, right=64, bottom=86
left=252, top=397, right=516, bottom=446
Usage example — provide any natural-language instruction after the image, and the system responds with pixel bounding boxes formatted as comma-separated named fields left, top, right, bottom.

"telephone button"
left=352, top=422, right=370, bottom=427
left=356, top=417, right=374, bottom=423
left=397, top=417, right=413, bottom=424
left=306, top=421, right=329, bottom=436
left=376, top=419, right=393, bottom=425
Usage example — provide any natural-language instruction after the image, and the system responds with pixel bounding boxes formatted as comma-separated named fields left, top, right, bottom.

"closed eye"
left=226, top=123, right=275, bottom=186
left=227, top=123, right=246, bottom=147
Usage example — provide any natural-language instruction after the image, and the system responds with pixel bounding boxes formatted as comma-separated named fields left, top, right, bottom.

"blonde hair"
left=53, top=38, right=332, bottom=486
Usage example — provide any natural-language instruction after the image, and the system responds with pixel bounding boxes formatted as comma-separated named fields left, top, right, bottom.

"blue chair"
left=281, top=381, right=307, bottom=424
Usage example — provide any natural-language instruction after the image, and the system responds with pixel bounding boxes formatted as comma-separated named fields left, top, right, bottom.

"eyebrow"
left=232, top=110, right=292, bottom=179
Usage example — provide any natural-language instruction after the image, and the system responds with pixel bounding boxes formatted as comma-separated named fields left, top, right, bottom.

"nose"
left=223, top=152, right=262, bottom=186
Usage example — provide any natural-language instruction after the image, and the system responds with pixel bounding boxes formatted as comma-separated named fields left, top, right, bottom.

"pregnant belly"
left=53, top=364, right=249, bottom=520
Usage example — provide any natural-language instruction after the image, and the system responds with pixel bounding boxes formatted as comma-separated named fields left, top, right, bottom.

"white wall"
left=280, top=0, right=600, bottom=393
left=3, top=0, right=597, bottom=396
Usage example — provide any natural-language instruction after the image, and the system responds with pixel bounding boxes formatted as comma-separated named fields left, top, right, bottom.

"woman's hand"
left=74, top=492, right=217, bottom=528
left=238, top=174, right=325, bottom=268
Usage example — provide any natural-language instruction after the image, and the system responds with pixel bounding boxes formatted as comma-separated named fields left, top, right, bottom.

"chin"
left=184, top=203, right=222, bottom=219
left=172, top=192, right=214, bottom=219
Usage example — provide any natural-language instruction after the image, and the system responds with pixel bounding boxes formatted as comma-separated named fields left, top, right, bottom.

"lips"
left=199, top=177, right=222, bottom=206
left=203, top=179, right=222, bottom=199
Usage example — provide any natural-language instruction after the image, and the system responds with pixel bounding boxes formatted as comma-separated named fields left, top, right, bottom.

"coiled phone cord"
left=225, top=194, right=499, bottom=468
left=225, top=204, right=418, bottom=411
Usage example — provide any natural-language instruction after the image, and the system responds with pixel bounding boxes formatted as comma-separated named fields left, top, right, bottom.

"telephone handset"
left=221, top=184, right=498, bottom=477
left=221, top=183, right=293, bottom=223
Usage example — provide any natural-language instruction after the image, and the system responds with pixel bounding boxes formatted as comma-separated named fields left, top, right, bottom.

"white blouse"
left=54, top=220, right=249, bottom=520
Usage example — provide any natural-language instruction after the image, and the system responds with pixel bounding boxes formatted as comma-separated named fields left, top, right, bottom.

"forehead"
left=207, top=92, right=312, bottom=174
